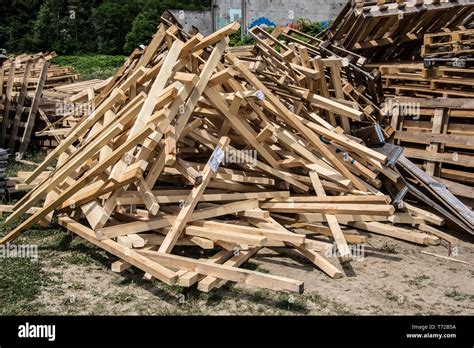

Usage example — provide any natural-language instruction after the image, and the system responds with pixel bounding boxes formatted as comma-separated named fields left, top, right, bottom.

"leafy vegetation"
left=1, top=1, right=329, bottom=54
left=52, top=55, right=126, bottom=79
left=0, top=0, right=209, bottom=55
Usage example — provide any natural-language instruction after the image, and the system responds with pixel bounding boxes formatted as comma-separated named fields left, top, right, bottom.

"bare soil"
left=20, top=227, right=474, bottom=316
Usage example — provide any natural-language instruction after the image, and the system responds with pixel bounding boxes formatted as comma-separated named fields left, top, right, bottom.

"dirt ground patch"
left=1, top=218, right=472, bottom=316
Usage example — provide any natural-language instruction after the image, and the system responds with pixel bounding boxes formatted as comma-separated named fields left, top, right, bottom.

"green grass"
left=308, top=291, right=353, bottom=315
left=5, top=150, right=47, bottom=177
left=381, top=242, right=397, bottom=254
left=407, top=275, right=430, bottom=288
left=113, top=291, right=137, bottom=304
left=0, top=256, right=46, bottom=315
left=444, top=288, right=467, bottom=301
left=52, top=55, right=127, bottom=80
left=275, top=294, right=308, bottom=313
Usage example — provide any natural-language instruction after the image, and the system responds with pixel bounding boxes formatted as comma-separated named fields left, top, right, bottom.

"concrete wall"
left=169, top=10, right=213, bottom=36
left=171, top=0, right=346, bottom=35
left=216, top=0, right=346, bottom=29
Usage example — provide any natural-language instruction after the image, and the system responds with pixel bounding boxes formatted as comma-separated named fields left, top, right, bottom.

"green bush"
left=52, top=55, right=126, bottom=80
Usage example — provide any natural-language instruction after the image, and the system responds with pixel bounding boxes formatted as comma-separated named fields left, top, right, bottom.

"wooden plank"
left=294, top=246, right=343, bottom=279
left=425, top=108, right=444, bottom=176
left=184, top=225, right=268, bottom=246
left=97, top=199, right=259, bottom=240
left=135, top=24, right=167, bottom=69
left=191, top=22, right=240, bottom=52
left=137, top=176, right=160, bottom=215
left=116, top=190, right=290, bottom=205
left=348, top=222, right=440, bottom=245
left=9, top=60, right=33, bottom=151
left=191, top=221, right=306, bottom=245
left=421, top=251, right=472, bottom=266
left=19, top=61, right=50, bottom=155
left=0, top=60, right=16, bottom=147
left=159, top=136, right=230, bottom=253
left=197, top=248, right=259, bottom=292
left=260, top=202, right=395, bottom=215
left=178, top=250, right=235, bottom=287
left=58, top=216, right=178, bottom=285
left=138, top=249, right=304, bottom=293
left=309, top=171, right=352, bottom=261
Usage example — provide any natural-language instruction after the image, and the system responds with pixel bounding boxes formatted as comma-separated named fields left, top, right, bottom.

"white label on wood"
left=209, top=146, right=225, bottom=173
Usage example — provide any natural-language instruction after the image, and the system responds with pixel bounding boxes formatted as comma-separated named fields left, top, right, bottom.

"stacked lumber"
left=0, top=52, right=80, bottom=156
left=324, top=0, right=474, bottom=63
left=0, top=149, right=7, bottom=198
left=2, top=16, right=472, bottom=295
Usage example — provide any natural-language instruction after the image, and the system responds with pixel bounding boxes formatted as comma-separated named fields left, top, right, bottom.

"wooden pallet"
left=324, top=0, right=474, bottom=63
left=373, top=63, right=474, bottom=97
left=422, top=29, right=474, bottom=58
left=388, top=97, right=474, bottom=199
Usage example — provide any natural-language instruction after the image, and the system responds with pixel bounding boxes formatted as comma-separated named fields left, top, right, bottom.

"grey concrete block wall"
left=169, top=10, right=213, bottom=36
left=216, top=0, right=346, bottom=28
left=171, top=0, right=346, bottom=35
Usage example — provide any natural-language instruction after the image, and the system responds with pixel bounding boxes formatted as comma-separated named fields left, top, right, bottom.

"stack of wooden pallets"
left=1, top=15, right=472, bottom=295
left=324, top=0, right=474, bottom=63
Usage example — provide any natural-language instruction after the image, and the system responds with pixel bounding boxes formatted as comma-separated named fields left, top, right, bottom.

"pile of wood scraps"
left=1, top=15, right=472, bottom=296
left=0, top=52, right=80, bottom=156
left=275, top=26, right=385, bottom=121
left=241, top=25, right=385, bottom=138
